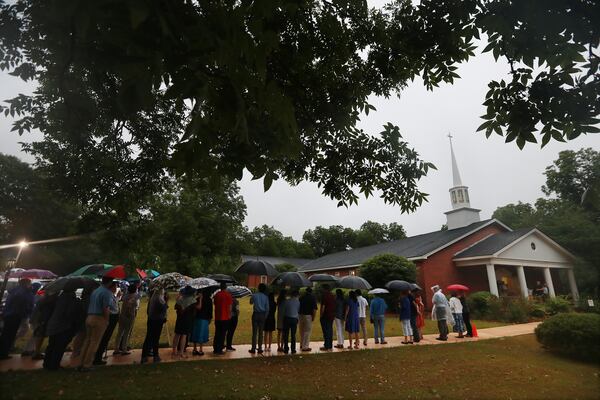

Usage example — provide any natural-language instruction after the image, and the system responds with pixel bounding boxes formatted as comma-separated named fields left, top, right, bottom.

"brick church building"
left=243, top=140, right=580, bottom=308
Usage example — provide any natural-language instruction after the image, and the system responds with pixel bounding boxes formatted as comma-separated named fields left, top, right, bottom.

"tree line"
left=0, top=153, right=408, bottom=277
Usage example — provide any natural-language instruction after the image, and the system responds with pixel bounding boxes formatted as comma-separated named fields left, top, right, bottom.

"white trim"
left=420, top=219, right=512, bottom=259
left=455, top=257, right=572, bottom=269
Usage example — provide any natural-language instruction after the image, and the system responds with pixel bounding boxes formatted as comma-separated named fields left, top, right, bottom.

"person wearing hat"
left=431, top=285, right=449, bottom=341
left=0, top=278, right=34, bottom=359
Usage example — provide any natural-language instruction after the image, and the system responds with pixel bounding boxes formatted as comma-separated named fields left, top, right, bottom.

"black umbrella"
left=385, top=280, right=413, bottom=291
left=235, top=260, right=279, bottom=277
left=308, top=273, right=340, bottom=283
left=272, top=271, right=312, bottom=287
left=410, top=283, right=422, bottom=291
left=338, top=276, right=372, bottom=290
left=43, top=276, right=99, bottom=295
left=207, top=274, right=237, bottom=283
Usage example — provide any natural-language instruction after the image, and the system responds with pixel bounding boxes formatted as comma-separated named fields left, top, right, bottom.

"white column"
left=516, top=265, right=528, bottom=299
left=486, top=264, right=499, bottom=297
left=543, top=267, right=556, bottom=298
left=567, top=268, right=579, bottom=301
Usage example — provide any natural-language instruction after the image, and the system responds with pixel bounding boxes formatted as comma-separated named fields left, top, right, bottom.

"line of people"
left=0, top=277, right=471, bottom=372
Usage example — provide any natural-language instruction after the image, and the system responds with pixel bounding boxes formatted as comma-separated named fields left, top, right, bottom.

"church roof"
left=299, top=219, right=504, bottom=272
left=240, top=255, right=313, bottom=268
left=452, top=228, right=532, bottom=258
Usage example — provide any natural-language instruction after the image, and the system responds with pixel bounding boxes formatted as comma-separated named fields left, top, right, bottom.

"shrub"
left=506, top=298, right=530, bottom=323
left=535, top=313, right=600, bottom=362
left=529, top=304, right=546, bottom=318
left=545, top=296, right=572, bottom=315
left=574, top=297, right=600, bottom=314
left=467, top=291, right=495, bottom=319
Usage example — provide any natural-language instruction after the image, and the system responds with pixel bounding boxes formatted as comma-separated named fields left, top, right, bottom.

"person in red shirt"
left=212, top=282, right=233, bottom=355
left=319, top=284, right=336, bottom=351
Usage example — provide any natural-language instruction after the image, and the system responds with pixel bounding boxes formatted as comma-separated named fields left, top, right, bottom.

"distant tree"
left=275, top=263, right=297, bottom=273
left=440, top=224, right=448, bottom=231
left=386, top=222, right=407, bottom=241
left=244, top=225, right=314, bottom=259
left=302, top=225, right=357, bottom=257
left=492, top=202, right=537, bottom=229
left=359, top=254, right=416, bottom=290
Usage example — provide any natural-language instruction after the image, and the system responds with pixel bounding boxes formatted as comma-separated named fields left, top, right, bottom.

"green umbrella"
left=67, top=264, right=113, bottom=278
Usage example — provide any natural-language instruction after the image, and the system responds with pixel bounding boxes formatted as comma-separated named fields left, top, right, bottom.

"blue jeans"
left=372, top=315, right=385, bottom=343
left=320, top=317, right=333, bottom=349
left=452, top=313, right=464, bottom=333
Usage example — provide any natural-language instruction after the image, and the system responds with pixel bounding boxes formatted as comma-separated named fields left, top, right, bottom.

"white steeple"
left=444, top=134, right=481, bottom=229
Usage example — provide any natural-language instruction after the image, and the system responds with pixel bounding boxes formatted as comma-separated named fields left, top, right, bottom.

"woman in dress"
left=345, top=290, right=360, bottom=349
left=276, top=289, right=287, bottom=352
left=172, top=285, right=197, bottom=358
left=190, top=289, right=212, bottom=356
left=263, top=291, right=277, bottom=351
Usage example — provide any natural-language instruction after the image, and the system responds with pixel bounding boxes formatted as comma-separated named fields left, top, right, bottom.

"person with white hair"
left=431, top=285, right=449, bottom=341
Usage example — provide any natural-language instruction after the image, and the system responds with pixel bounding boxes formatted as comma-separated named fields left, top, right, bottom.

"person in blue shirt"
left=0, top=278, right=34, bottom=359
left=369, top=294, right=388, bottom=344
left=249, top=283, right=269, bottom=354
left=398, top=291, right=413, bottom=344
left=77, top=277, right=115, bottom=371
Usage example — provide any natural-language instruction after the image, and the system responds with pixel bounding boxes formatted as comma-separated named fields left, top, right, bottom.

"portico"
left=453, top=228, right=579, bottom=300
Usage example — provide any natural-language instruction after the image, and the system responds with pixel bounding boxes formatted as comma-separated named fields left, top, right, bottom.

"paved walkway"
left=0, top=322, right=539, bottom=372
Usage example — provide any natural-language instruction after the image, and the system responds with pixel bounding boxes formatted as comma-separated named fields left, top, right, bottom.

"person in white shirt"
left=355, top=290, right=369, bottom=346
left=431, top=285, right=449, bottom=341
left=448, top=291, right=465, bottom=338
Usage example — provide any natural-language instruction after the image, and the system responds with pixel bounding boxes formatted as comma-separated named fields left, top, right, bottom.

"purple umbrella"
left=12, top=269, right=58, bottom=280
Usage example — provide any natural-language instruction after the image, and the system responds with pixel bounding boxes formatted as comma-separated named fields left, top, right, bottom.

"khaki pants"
left=359, top=317, right=368, bottom=343
left=298, top=315, right=313, bottom=350
left=79, top=315, right=108, bottom=368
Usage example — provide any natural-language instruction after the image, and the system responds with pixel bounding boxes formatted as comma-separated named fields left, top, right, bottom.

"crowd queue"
left=0, top=278, right=472, bottom=371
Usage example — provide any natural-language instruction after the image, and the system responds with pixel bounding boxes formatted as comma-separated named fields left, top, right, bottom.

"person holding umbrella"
left=43, top=281, right=81, bottom=370
left=213, top=282, right=233, bottom=355
left=264, top=291, right=277, bottom=352
left=140, top=288, right=168, bottom=364
left=249, top=283, right=269, bottom=354
left=172, top=285, right=197, bottom=358
left=398, top=291, right=413, bottom=344
left=449, top=291, right=465, bottom=338
left=298, top=287, right=317, bottom=352
left=275, top=289, right=287, bottom=352
left=345, top=290, right=360, bottom=349
left=225, top=296, right=239, bottom=351
left=282, top=289, right=300, bottom=354
left=113, top=284, right=140, bottom=355
left=459, top=291, right=472, bottom=337
left=191, top=288, right=213, bottom=356
left=409, top=287, right=422, bottom=343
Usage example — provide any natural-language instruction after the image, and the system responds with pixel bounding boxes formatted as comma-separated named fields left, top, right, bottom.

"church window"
left=458, top=190, right=464, bottom=202
left=531, top=242, right=536, bottom=250
left=451, top=191, right=457, bottom=203
left=464, top=190, right=470, bottom=202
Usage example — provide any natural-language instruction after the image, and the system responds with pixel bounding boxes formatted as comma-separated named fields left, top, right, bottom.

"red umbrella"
left=447, top=284, right=470, bottom=291
left=12, top=269, right=57, bottom=280
left=103, top=265, right=145, bottom=280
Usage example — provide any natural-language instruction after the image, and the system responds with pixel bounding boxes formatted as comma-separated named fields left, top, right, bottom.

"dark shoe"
left=381, top=341, right=388, bottom=344
left=120, top=351, right=132, bottom=355
left=192, top=350, right=201, bottom=356
left=153, top=357, right=162, bottom=363
left=435, top=337, right=447, bottom=341
left=283, top=349, right=289, bottom=354
left=32, top=353, right=45, bottom=360
left=334, top=344, right=344, bottom=349
left=301, top=348, right=311, bottom=352
left=226, top=347, right=236, bottom=351
left=257, top=349, right=263, bottom=354
left=140, top=357, right=148, bottom=364
left=248, top=349, right=256, bottom=354
left=291, top=350, right=297, bottom=354
left=112, top=350, right=122, bottom=356
left=213, top=351, right=225, bottom=355
left=374, top=341, right=379, bottom=344
left=92, top=360, right=107, bottom=366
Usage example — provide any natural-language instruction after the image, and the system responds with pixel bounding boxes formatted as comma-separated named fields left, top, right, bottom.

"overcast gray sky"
left=1, top=46, right=598, bottom=241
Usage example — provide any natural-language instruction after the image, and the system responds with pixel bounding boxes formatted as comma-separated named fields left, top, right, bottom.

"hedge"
left=535, top=313, right=600, bottom=362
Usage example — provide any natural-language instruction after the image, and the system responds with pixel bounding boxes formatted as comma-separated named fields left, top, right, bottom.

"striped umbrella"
left=226, top=285, right=252, bottom=298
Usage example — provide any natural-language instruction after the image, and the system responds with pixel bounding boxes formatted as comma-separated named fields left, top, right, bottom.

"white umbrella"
left=226, top=285, right=252, bottom=298
left=189, top=277, right=219, bottom=290
left=368, top=288, right=390, bottom=295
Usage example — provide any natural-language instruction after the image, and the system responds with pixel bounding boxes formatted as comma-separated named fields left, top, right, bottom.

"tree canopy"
left=359, top=253, right=416, bottom=289
left=493, top=148, right=600, bottom=296
left=1, top=0, right=597, bottom=219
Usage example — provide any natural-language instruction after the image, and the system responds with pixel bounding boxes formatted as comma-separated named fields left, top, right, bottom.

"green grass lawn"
left=15, top=296, right=506, bottom=351
left=2, top=335, right=598, bottom=399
